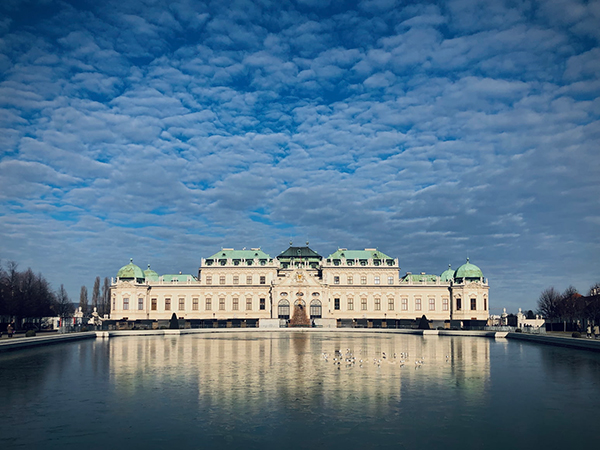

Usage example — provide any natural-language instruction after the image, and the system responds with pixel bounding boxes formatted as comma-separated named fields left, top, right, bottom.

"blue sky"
left=0, top=0, right=599, bottom=313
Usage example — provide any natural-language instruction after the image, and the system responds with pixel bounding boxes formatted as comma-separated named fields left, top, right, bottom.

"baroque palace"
left=110, top=243, right=489, bottom=328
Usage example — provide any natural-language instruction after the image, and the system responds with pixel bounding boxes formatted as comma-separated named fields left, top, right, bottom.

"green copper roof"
left=277, top=245, right=322, bottom=260
left=402, top=273, right=438, bottom=283
left=162, top=274, right=195, bottom=282
left=327, top=248, right=393, bottom=261
left=144, top=264, right=159, bottom=282
left=440, top=264, right=454, bottom=282
left=206, top=248, right=272, bottom=260
left=117, top=259, right=145, bottom=279
left=454, top=258, right=483, bottom=279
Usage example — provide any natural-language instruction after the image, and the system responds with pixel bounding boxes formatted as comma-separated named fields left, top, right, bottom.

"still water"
left=1, top=332, right=599, bottom=449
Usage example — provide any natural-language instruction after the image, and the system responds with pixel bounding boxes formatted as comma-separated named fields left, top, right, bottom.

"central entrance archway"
left=290, top=298, right=310, bottom=327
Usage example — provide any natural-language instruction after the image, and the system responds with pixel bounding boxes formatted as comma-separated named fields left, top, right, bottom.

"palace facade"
left=110, top=244, right=489, bottom=328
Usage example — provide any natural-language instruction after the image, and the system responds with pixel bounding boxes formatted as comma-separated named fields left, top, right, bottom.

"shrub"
left=169, top=313, right=179, bottom=329
left=572, top=332, right=581, bottom=338
left=25, top=330, right=36, bottom=337
left=81, top=326, right=89, bottom=332
left=515, top=328, right=522, bottom=333
left=437, top=326, right=445, bottom=330
left=418, top=315, right=430, bottom=330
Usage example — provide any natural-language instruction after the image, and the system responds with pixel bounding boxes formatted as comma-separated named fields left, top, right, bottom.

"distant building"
left=488, top=308, right=545, bottom=330
left=110, top=244, right=489, bottom=328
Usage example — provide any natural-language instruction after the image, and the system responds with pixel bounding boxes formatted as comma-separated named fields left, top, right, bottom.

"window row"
left=454, top=298, right=487, bottom=311
left=122, top=297, right=267, bottom=311
left=332, top=297, right=451, bottom=311
left=332, top=275, right=395, bottom=285
left=204, top=275, right=267, bottom=285
left=120, top=296, right=485, bottom=312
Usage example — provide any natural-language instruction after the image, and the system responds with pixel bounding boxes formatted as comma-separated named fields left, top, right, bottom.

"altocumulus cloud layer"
left=0, top=0, right=599, bottom=311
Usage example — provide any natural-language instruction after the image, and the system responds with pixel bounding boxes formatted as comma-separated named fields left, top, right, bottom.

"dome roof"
left=454, top=258, right=483, bottom=280
left=144, top=264, right=159, bottom=282
left=117, top=258, right=145, bottom=279
left=440, top=264, right=454, bottom=282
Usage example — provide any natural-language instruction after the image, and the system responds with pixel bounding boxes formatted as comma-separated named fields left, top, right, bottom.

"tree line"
left=77, top=276, right=111, bottom=317
left=0, top=261, right=111, bottom=327
left=537, top=282, right=600, bottom=326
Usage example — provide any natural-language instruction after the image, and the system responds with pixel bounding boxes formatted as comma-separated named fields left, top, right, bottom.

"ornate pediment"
left=277, top=270, right=324, bottom=288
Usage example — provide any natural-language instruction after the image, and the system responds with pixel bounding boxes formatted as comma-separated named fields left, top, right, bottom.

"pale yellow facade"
left=110, top=246, right=489, bottom=327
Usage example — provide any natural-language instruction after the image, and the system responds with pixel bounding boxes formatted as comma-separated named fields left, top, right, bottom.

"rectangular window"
left=233, top=298, right=239, bottom=310
left=374, top=298, right=381, bottom=310
left=484, top=298, right=487, bottom=310
left=205, top=298, right=212, bottom=311
left=374, top=276, right=380, bottom=285
left=429, top=298, right=435, bottom=311
left=179, top=298, right=185, bottom=311
left=123, top=298, right=129, bottom=310
left=246, top=298, right=252, bottom=310
left=260, top=276, right=266, bottom=285
left=192, top=298, right=199, bottom=311
left=388, top=298, right=394, bottom=311
left=219, top=275, right=225, bottom=285
left=219, top=298, right=225, bottom=310
left=361, top=276, right=367, bottom=285
left=334, top=298, right=340, bottom=310
left=361, top=298, right=367, bottom=310
left=165, top=298, right=171, bottom=311
left=388, top=276, right=394, bottom=285
left=347, top=298, right=354, bottom=310
left=402, top=298, right=408, bottom=311
left=334, top=276, right=340, bottom=285
left=206, top=276, right=212, bottom=285
left=247, top=275, right=252, bottom=284
left=471, top=298, right=477, bottom=310
left=260, top=298, right=265, bottom=310
left=233, top=275, right=239, bottom=284
left=347, top=276, right=353, bottom=284
left=138, top=298, right=143, bottom=310
left=151, top=298, right=157, bottom=311
left=415, top=298, right=421, bottom=311
left=456, top=298, right=462, bottom=311
left=443, top=298, right=449, bottom=311
left=112, top=298, right=115, bottom=310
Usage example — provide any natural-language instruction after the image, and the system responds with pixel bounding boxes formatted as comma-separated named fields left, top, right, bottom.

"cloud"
left=0, top=0, right=598, bottom=312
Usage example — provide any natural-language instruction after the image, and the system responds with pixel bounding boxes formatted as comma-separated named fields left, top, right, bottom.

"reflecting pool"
left=1, top=332, right=599, bottom=449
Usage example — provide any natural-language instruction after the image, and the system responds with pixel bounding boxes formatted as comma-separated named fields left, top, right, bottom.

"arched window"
left=278, top=300, right=290, bottom=319
left=310, top=300, right=322, bottom=318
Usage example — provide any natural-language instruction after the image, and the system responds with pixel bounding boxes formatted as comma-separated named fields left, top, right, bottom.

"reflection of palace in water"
left=110, top=244, right=489, bottom=328
left=108, top=333, right=490, bottom=412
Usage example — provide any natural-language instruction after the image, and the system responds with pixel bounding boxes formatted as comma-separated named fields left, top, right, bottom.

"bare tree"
left=91, top=276, right=100, bottom=312
left=560, top=285, right=580, bottom=324
left=101, top=277, right=110, bottom=316
left=5, top=261, right=21, bottom=318
left=54, top=284, right=74, bottom=319
left=79, top=285, right=88, bottom=315
left=537, top=287, right=561, bottom=319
